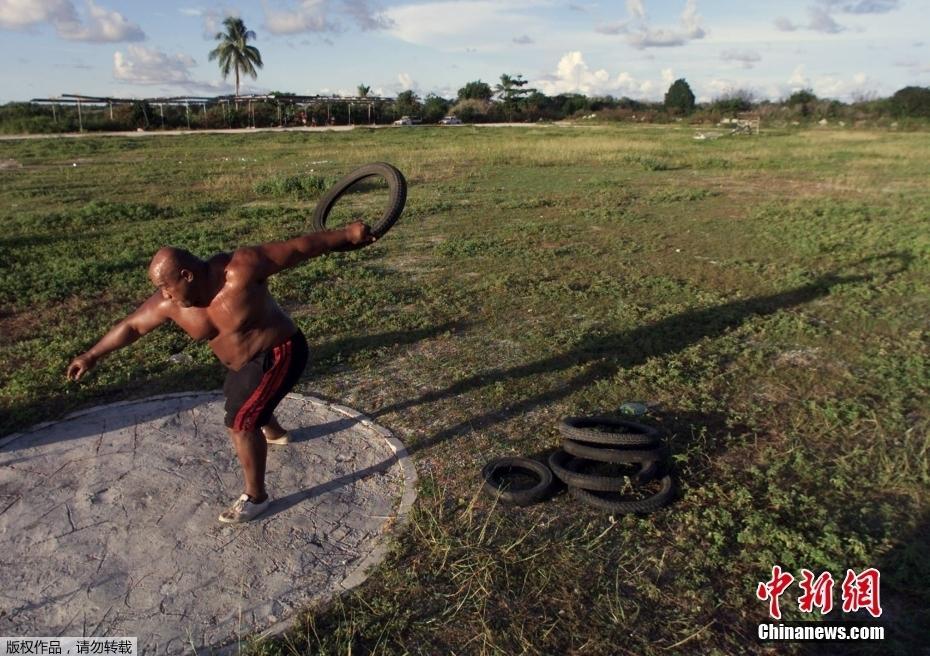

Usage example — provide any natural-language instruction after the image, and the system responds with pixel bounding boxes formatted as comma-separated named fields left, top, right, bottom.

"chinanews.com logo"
left=755, top=566, right=885, bottom=642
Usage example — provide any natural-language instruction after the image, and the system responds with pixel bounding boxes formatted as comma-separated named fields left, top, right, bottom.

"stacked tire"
left=548, top=416, right=674, bottom=514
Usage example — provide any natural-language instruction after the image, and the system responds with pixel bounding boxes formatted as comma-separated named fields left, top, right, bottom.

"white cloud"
left=0, top=0, right=144, bottom=41
left=661, top=68, right=675, bottom=86
left=628, top=28, right=686, bottom=48
left=788, top=64, right=810, bottom=89
left=56, top=0, right=144, bottom=41
left=532, top=51, right=662, bottom=99
left=384, top=1, right=547, bottom=51
left=780, top=67, right=880, bottom=100
left=807, top=6, right=845, bottom=33
left=0, top=0, right=76, bottom=29
left=113, top=45, right=196, bottom=85
left=626, top=0, right=706, bottom=49
left=680, top=0, right=705, bottom=38
left=777, top=0, right=902, bottom=36
left=342, top=0, right=393, bottom=30
left=513, top=34, right=533, bottom=44
left=769, top=64, right=881, bottom=100
left=262, top=0, right=394, bottom=35
left=721, top=49, right=761, bottom=69
left=263, top=0, right=337, bottom=34
left=595, top=21, right=628, bottom=35
left=397, top=72, right=417, bottom=91
left=626, top=0, right=645, bottom=20
left=817, top=0, right=900, bottom=14
left=811, top=72, right=877, bottom=98
left=182, top=6, right=240, bottom=40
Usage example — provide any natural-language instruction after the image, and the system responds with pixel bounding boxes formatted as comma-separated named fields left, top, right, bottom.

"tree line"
left=2, top=15, right=928, bottom=133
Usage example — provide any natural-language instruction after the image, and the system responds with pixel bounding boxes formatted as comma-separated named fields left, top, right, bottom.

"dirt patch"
left=0, top=159, right=22, bottom=170
left=775, top=347, right=822, bottom=367
left=0, top=294, right=121, bottom=346
left=381, top=254, right=431, bottom=272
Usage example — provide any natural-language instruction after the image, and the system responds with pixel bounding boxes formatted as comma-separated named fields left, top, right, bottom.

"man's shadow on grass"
left=269, top=253, right=911, bottom=503
left=374, top=269, right=877, bottom=456
left=273, top=254, right=910, bottom=512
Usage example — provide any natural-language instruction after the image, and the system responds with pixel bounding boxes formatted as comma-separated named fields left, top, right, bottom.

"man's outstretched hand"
left=66, top=353, right=97, bottom=381
left=333, top=221, right=377, bottom=252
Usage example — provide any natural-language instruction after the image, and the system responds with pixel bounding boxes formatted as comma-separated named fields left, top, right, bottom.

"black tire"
left=569, top=475, right=674, bottom=514
left=562, top=437, right=666, bottom=464
left=481, top=457, right=554, bottom=506
left=558, top=416, right=661, bottom=447
left=311, top=162, right=407, bottom=238
left=548, top=450, right=656, bottom=491
left=566, top=455, right=661, bottom=486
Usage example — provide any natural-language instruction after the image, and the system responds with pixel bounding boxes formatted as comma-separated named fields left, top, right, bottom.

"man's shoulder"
left=138, top=290, right=176, bottom=320
left=218, top=248, right=262, bottom=283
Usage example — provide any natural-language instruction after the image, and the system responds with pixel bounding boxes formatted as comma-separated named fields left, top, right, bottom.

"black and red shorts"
left=223, top=330, right=309, bottom=431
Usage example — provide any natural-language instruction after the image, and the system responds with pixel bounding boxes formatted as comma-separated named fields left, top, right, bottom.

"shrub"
left=711, top=89, right=755, bottom=115
left=449, top=98, right=493, bottom=123
left=665, top=79, right=696, bottom=115
left=254, top=174, right=334, bottom=199
left=889, top=86, right=930, bottom=118
left=787, top=89, right=818, bottom=106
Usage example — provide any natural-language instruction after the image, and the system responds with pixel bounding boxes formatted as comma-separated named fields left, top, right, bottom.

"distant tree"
left=394, top=90, right=421, bottom=117
left=616, top=96, right=643, bottom=110
left=558, top=93, right=589, bottom=117
left=524, top=90, right=550, bottom=118
left=889, top=86, right=930, bottom=117
left=449, top=98, right=491, bottom=122
left=494, top=73, right=534, bottom=121
left=130, top=101, right=151, bottom=129
left=422, top=94, right=451, bottom=122
left=786, top=89, right=818, bottom=117
left=357, top=84, right=371, bottom=98
left=457, top=80, right=494, bottom=101
left=664, top=78, right=695, bottom=115
left=786, top=89, right=818, bottom=106
left=712, top=89, right=755, bottom=114
left=209, top=17, right=263, bottom=97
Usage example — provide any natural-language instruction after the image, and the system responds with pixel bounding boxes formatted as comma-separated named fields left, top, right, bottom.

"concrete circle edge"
left=0, top=390, right=419, bottom=652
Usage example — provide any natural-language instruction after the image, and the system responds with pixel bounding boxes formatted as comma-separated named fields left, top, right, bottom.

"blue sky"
left=1, top=0, right=928, bottom=103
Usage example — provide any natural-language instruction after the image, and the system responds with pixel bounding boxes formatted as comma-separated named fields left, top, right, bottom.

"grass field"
left=1, top=124, right=928, bottom=654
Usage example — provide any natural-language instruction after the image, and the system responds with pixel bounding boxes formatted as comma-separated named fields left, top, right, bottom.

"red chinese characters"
left=797, top=569, right=835, bottom=615
left=757, top=566, right=883, bottom=619
left=757, top=565, right=795, bottom=620
left=841, top=568, right=882, bottom=618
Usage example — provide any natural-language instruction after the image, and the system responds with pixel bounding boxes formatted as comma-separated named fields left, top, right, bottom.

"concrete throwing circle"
left=0, top=392, right=417, bottom=655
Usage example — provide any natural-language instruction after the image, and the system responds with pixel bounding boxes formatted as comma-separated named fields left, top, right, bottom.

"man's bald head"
left=148, top=247, right=207, bottom=308
left=148, top=247, right=202, bottom=285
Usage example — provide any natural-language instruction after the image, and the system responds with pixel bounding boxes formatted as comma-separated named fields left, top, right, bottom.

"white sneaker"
left=218, top=493, right=271, bottom=523
left=264, top=431, right=290, bottom=445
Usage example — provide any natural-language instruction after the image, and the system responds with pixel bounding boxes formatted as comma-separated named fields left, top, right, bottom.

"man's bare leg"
left=228, top=428, right=268, bottom=502
left=261, top=415, right=290, bottom=445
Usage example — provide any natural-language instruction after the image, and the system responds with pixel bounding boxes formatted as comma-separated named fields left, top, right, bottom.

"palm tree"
left=357, top=84, right=371, bottom=98
left=209, top=17, right=263, bottom=98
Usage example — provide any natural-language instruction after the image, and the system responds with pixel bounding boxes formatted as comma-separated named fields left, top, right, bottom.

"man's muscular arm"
left=66, top=292, right=171, bottom=380
left=244, top=221, right=375, bottom=279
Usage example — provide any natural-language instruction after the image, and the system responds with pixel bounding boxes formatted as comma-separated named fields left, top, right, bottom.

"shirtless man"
left=66, top=221, right=375, bottom=523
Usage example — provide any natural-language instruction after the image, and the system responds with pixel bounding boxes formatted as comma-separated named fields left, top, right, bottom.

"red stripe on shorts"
left=232, top=339, right=293, bottom=430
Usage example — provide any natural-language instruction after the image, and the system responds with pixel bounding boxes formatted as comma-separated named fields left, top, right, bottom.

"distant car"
left=439, top=116, right=463, bottom=125
left=393, top=116, right=414, bottom=126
